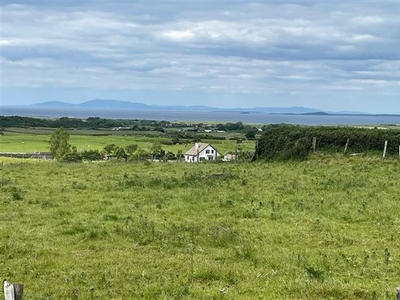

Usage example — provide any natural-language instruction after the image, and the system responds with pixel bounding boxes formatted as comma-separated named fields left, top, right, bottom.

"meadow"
left=0, top=129, right=255, bottom=155
left=1, top=154, right=400, bottom=299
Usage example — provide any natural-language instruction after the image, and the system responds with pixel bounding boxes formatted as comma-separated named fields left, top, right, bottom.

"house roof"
left=185, top=143, right=214, bottom=156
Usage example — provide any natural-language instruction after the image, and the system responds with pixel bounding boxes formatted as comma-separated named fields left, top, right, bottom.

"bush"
left=280, top=137, right=312, bottom=161
left=81, top=149, right=103, bottom=161
left=62, top=152, right=82, bottom=162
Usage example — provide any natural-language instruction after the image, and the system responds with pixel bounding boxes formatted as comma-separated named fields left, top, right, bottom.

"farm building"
left=223, top=153, right=237, bottom=161
left=185, top=143, right=220, bottom=162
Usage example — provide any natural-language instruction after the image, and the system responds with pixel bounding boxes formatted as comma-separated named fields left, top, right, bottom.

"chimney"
left=195, top=143, right=199, bottom=150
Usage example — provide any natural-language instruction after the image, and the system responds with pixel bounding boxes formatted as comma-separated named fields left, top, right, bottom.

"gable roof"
left=185, top=143, right=214, bottom=156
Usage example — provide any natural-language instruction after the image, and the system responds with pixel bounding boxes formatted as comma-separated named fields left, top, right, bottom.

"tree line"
left=0, top=116, right=261, bottom=137
left=0, top=116, right=164, bottom=130
left=49, top=128, right=182, bottom=162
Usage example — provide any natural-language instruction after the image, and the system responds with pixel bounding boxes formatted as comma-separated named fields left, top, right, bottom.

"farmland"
left=0, top=122, right=255, bottom=155
left=1, top=153, right=400, bottom=299
left=0, top=128, right=256, bottom=156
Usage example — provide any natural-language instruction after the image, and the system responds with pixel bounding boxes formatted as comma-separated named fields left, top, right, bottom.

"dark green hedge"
left=255, top=124, right=400, bottom=161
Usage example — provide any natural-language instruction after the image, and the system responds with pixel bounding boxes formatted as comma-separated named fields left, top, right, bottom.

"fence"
left=3, top=280, right=23, bottom=300
left=0, top=152, right=53, bottom=160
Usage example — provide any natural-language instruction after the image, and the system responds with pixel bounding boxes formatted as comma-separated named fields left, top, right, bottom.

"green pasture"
left=0, top=130, right=255, bottom=155
left=1, top=154, right=400, bottom=299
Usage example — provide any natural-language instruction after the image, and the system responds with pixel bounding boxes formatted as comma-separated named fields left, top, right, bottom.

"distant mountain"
left=32, top=101, right=76, bottom=108
left=79, top=99, right=150, bottom=109
left=31, top=99, right=342, bottom=114
left=33, top=99, right=151, bottom=109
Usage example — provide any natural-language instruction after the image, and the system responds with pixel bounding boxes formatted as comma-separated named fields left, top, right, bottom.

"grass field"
left=1, top=154, right=399, bottom=299
left=0, top=129, right=255, bottom=155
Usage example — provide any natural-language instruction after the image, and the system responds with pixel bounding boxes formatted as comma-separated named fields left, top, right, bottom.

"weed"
left=207, top=223, right=238, bottom=247
left=193, top=268, right=221, bottom=282
left=0, top=178, right=11, bottom=187
left=103, top=214, right=118, bottom=221
left=305, top=266, right=325, bottom=281
left=71, top=181, right=87, bottom=190
left=10, top=186, right=23, bottom=200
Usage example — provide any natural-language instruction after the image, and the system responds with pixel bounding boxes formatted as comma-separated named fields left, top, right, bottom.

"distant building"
left=112, top=126, right=132, bottom=131
left=223, top=153, right=237, bottom=161
left=185, top=143, right=220, bottom=162
left=180, top=127, right=198, bottom=132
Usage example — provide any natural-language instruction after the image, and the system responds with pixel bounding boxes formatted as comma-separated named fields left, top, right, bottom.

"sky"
left=1, top=0, right=400, bottom=113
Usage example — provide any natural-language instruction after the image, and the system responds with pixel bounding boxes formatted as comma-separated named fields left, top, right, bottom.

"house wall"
left=185, top=145, right=219, bottom=162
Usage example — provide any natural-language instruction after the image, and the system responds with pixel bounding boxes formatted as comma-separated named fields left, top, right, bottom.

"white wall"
left=185, top=145, right=218, bottom=162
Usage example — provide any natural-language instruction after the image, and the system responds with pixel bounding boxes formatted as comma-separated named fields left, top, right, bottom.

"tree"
left=115, top=147, right=128, bottom=161
left=62, top=146, right=82, bottom=162
left=103, top=143, right=117, bottom=156
left=216, top=123, right=225, bottom=131
left=136, top=149, right=150, bottom=161
left=49, top=127, right=71, bottom=161
left=125, top=144, right=138, bottom=156
left=81, top=149, right=102, bottom=161
left=149, top=141, right=163, bottom=159
left=245, top=130, right=256, bottom=139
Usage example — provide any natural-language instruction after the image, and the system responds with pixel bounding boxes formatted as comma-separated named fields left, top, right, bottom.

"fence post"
left=235, top=146, right=238, bottom=162
left=312, top=137, right=317, bottom=153
left=344, top=138, right=350, bottom=154
left=14, top=284, right=23, bottom=300
left=382, top=140, right=388, bottom=159
left=3, top=279, right=23, bottom=300
left=396, top=286, right=400, bottom=300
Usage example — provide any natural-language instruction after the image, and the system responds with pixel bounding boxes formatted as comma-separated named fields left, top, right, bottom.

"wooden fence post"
left=14, top=284, right=23, bottom=300
left=396, top=286, right=400, bottom=300
left=3, top=279, right=23, bottom=300
left=312, top=137, right=317, bottom=153
left=382, top=140, right=388, bottom=159
left=235, top=146, right=238, bottom=162
left=344, top=138, right=350, bottom=154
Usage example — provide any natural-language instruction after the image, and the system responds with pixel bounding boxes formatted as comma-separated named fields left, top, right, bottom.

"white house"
left=185, top=143, right=220, bottom=162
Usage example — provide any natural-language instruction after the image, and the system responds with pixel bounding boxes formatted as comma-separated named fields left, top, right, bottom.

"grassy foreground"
left=1, top=155, right=400, bottom=299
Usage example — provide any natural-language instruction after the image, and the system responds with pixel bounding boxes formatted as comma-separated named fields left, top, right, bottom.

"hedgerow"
left=255, top=124, right=400, bottom=161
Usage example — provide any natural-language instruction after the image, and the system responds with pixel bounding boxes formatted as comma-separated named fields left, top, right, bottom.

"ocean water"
left=2, top=106, right=400, bottom=126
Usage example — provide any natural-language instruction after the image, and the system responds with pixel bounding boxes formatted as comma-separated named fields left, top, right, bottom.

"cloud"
left=1, top=1, right=400, bottom=111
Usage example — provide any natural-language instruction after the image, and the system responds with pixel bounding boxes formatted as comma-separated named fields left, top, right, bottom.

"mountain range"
left=32, top=99, right=356, bottom=114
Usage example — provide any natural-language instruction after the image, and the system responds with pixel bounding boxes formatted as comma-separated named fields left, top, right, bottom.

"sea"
left=2, top=106, right=400, bottom=126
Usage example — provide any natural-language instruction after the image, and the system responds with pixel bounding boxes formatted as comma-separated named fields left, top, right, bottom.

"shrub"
left=81, top=149, right=103, bottom=161
left=62, top=152, right=82, bottom=162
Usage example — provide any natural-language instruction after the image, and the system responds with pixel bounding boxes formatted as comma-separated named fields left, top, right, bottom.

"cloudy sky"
left=1, top=0, right=400, bottom=113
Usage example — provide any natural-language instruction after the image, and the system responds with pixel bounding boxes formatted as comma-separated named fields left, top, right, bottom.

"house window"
left=206, top=150, right=210, bottom=154
left=211, top=150, right=214, bottom=154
